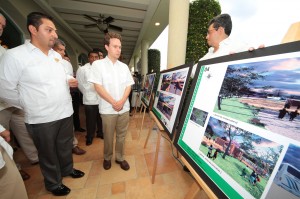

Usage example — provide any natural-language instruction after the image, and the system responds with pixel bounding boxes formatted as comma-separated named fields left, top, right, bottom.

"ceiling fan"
left=83, top=14, right=123, bottom=33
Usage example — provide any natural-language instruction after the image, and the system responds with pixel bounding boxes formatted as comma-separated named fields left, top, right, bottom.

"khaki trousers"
left=0, top=107, right=38, bottom=163
left=101, top=112, right=129, bottom=161
left=0, top=146, right=28, bottom=199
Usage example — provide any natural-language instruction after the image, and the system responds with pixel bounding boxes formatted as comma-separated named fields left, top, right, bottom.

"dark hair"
left=88, top=50, right=100, bottom=57
left=208, top=13, right=232, bottom=36
left=104, top=32, right=122, bottom=46
left=92, top=48, right=103, bottom=53
left=27, top=12, right=53, bottom=35
left=54, top=39, right=66, bottom=48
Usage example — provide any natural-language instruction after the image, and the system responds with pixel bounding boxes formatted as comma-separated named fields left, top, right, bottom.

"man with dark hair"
left=77, top=50, right=104, bottom=145
left=53, top=39, right=86, bottom=155
left=89, top=32, right=134, bottom=171
left=0, top=12, right=84, bottom=196
left=93, top=48, right=104, bottom=59
left=200, top=13, right=252, bottom=61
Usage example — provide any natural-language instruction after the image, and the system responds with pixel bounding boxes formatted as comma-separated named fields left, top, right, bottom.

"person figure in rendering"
left=289, top=106, right=300, bottom=121
left=207, top=144, right=213, bottom=158
left=77, top=50, right=104, bottom=145
left=89, top=32, right=134, bottom=171
left=0, top=12, right=84, bottom=196
left=278, top=104, right=290, bottom=119
left=212, top=149, right=218, bottom=160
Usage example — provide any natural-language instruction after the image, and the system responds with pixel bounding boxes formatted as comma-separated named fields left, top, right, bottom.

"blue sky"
left=229, top=57, right=300, bottom=96
left=150, top=0, right=300, bottom=70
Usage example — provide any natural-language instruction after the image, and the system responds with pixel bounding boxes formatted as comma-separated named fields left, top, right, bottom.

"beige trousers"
left=101, top=112, right=129, bottom=161
left=0, top=146, right=28, bottom=199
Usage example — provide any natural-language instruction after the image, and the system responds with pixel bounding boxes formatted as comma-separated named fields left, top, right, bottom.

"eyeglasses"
left=207, top=27, right=218, bottom=35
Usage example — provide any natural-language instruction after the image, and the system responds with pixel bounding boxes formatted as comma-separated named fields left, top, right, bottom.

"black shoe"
left=96, top=133, right=104, bottom=139
left=86, top=137, right=93, bottom=146
left=69, top=169, right=85, bottom=178
left=103, top=159, right=111, bottom=170
left=75, top=127, right=86, bottom=132
left=51, top=184, right=70, bottom=196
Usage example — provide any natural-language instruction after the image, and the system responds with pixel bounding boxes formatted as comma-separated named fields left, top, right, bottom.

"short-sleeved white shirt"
left=0, top=41, right=73, bottom=124
left=200, top=37, right=250, bottom=61
left=77, top=63, right=100, bottom=105
left=88, top=57, right=134, bottom=114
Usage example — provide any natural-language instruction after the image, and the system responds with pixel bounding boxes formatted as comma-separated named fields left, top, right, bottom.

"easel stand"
left=139, top=101, right=147, bottom=134
left=181, top=156, right=217, bottom=199
left=143, top=111, right=168, bottom=184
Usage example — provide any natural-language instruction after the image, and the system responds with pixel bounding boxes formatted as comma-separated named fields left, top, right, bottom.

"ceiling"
left=34, top=0, right=170, bottom=66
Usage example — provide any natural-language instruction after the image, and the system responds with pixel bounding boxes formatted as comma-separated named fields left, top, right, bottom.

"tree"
left=221, top=65, right=266, bottom=97
left=185, top=0, right=221, bottom=63
left=148, top=49, right=161, bottom=90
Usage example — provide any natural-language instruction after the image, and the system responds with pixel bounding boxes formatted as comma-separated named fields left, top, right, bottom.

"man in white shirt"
left=200, top=13, right=264, bottom=61
left=53, top=39, right=86, bottom=155
left=200, top=13, right=250, bottom=61
left=89, top=32, right=134, bottom=171
left=77, top=50, right=103, bottom=146
left=0, top=13, right=38, bottom=178
left=0, top=12, right=84, bottom=196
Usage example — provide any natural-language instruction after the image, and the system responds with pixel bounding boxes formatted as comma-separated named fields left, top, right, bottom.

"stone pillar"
left=141, top=40, right=149, bottom=76
left=167, top=0, right=189, bottom=69
left=134, top=55, right=139, bottom=72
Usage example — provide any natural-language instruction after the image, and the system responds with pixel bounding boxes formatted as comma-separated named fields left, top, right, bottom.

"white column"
left=167, top=0, right=190, bottom=69
left=134, top=55, right=139, bottom=72
left=141, top=40, right=149, bottom=76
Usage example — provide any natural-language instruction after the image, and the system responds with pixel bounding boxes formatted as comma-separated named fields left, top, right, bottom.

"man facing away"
left=0, top=12, right=84, bottom=196
left=77, top=50, right=104, bottom=146
left=88, top=32, right=134, bottom=171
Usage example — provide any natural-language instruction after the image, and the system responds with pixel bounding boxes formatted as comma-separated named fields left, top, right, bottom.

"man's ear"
left=28, top=25, right=37, bottom=35
left=104, top=44, right=109, bottom=51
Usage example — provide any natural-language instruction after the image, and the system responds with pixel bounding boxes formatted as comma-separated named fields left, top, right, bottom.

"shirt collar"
left=25, top=40, right=55, bottom=56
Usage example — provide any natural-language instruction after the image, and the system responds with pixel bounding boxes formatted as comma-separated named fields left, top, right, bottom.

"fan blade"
left=85, top=23, right=98, bottom=28
left=104, top=16, right=114, bottom=24
left=108, top=24, right=122, bottom=32
left=83, top=14, right=98, bottom=22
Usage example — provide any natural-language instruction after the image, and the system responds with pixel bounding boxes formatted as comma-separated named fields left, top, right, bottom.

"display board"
left=174, top=41, right=300, bottom=199
left=141, top=72, right=156, bottom=107
left=152, top=63, right=193, bottom=138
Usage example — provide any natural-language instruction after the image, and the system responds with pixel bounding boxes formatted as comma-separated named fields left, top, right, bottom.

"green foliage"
left=148, top=49, right=160, bottom=73
left=148, top=49, right=161, bottom=90
left=185, top=0, right=221, bottom=63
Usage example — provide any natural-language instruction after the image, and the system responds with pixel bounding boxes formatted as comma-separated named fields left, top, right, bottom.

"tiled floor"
left=14, top=106, right=209, bottom=199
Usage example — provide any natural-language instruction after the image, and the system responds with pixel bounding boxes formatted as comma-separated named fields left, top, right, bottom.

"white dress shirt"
left=0, top=45, right=11, bottom=111
left=61, top=58, right=74, bottom=77
left=200, top=37, right=250, bottom=61
left=88, top=57, right=134, bottom=114
left=77, top=63, right=101, bottom=105
left=0, top=124, right=14, bottom=169
left=0, top=41, right=73, bottom=124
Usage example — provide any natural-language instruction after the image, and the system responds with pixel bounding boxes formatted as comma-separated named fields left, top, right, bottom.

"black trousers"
left=26, top=116, right=73, bottom=191
left=72, top=91, right=81, bottom=129
left=85, top=105, right=102, bottom=139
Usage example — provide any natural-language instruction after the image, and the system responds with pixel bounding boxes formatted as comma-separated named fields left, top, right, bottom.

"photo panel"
left=141, top=72, right=156, bottom=107
left=174, top=41, right=300, bottom=199
left=152, top=62, right=193, bottom=138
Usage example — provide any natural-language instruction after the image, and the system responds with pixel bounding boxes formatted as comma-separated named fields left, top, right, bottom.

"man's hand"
left=68, top=78, right=78, bottom=88
left=248, top=44, right=265, bottom=52
left=0, top=130, right=11, bottom=142
left=112, top=99, right=126, bottom=112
